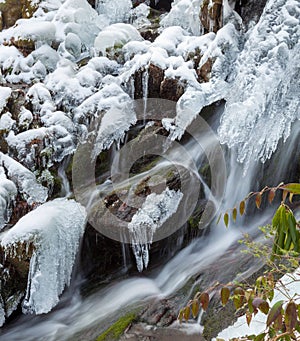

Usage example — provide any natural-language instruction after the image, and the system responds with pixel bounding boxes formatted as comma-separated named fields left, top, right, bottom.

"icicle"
left=142, top=67, right=149, bottom=124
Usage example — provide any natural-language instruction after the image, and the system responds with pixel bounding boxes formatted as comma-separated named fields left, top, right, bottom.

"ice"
left=0, top=302, right=4, bottom=328
left=95, top=0, right=132, bottom=24
left=160, top=0, right=203, bottom=35
left=162, top=24, right=240, bottom=140
left=94, top=23, right=143, bottom=57
left=0, top=112, right=15, bottom=131
left=0, top=152, right=48, bottom=205
left=53, top=0, right=102, bottom=47
left=91, top=90, right=136, bottom=159
left=31, top=44, right=60, bottom=72
left=11, top=19, right=56, bottom=44
left=218, top=0, right=300, bottom=169
left=0, top=87, right=12, bottom=113
left=128, top=188, right=183, bottom=272
left=0, top=198, right=87, bottom=315
left=0, top=167, right=17, bottom=230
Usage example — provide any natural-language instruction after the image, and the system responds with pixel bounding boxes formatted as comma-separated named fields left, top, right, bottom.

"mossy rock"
left=95, top=313, right=137, bottom=341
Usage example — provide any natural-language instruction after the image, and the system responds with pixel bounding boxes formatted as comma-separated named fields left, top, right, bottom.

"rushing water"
left=0, top=0, right=299, bottom=339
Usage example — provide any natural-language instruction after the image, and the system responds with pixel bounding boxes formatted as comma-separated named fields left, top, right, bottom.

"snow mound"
left=0, top=167, right=17, bottom=231
left=160, top=0, right=203, bottom=35
left=129, top=188, right=183, bottom=272
left=0, top=152, right=48, bottom=205
left=0, top=87, right=12, bottom=113
left=94, top=23, right=143, bottom=56
left=0, top=198, right=87, bottom=315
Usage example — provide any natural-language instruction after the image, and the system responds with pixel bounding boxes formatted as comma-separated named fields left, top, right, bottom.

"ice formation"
left=128, top=188, right=183, bottom=272
left=160, top=0, right=203, bottom=35
left=0, top=198, right=87, bottom=315
left=0, top=87, right=12, bottom=113
left=218, top=0, right=300, bottom=168
left=0, top=167, right=17, bottom=230
left=0, top=153, right=48, bottom=205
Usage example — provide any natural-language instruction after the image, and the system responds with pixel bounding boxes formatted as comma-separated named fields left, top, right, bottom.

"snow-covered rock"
left=0, top=198, right=87, bottom=315
left=94, top=23, right=143, bottom=56
left=0, top=167, right=17, bottom=230
left=0, top=152, right=48, bottom=205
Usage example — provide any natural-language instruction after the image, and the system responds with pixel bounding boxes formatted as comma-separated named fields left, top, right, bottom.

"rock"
left=0, top=0, right=38, bottom=29
left=160, top=78, right=184, bottom=101
left=234, top=0, right=268, bottom=27
left=121, top=322, right=206, bottom=340
left=200, top=0, right=223, bottom=33
left=197, top=58, right=213, bottom=83
left=148, top=64, right=164, bottom=98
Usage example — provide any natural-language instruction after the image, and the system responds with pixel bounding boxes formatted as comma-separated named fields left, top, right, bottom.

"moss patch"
left=95, top=313, right=137, bottom=341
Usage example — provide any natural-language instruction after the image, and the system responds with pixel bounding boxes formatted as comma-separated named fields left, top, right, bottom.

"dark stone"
left=148, top=64, right=165, bottom=98
left=234, top=0, right=268, bottom=26
left=150, top=0, right=173, bottom=12
left=160, top=78, right=184, bottom=101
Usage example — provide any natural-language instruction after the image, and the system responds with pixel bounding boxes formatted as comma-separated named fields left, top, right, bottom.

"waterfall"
left=0, top=0, right=299, bottom=340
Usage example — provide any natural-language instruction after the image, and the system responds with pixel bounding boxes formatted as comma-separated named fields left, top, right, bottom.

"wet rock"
left=200, top=0, right=223, bottom=33
left=234, top=0, right=268, bottom=27
left=121, top=322, right=206, bottom=340
left=148, top=64, right=164, bottom=98
left=197, top=58, right=213, bottom=83
left=160, top=78, right=184, bottom=101
left=0, top=239, right=34, bottom=324
left=0, top=0, right=38, bottom=29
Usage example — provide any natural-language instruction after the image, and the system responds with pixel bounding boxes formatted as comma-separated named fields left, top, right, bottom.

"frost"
left=0, top=167, right=17, bottom=231
left=96, top=0, right=132, bottom=24
left=0, top=198, right=87, bottom=315
left=0, top=302, right=4, bottom=327
left=0, top=112, right=15, bottom=131
left=0, top=87, right=12, bottom=113
left=128, top=188, right=183, bottom=272
left=160, top=0, right=203, bottom=35
left=218, top=0, right=300, bottom=169
left=0, top=152, right=48, bottom=205
left=94, top=23, right=143, bottom=56
left=90, top=86, right=136, bottom=159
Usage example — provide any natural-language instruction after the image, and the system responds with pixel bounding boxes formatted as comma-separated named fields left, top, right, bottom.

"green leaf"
left=178, top=309, right=184, bottom=324
left=233, top=287, right=245, bottom=310
left=285, top=301, right=297, bottom=332
left=239, top=200, right=246, bottom=216
left=272, top=205, right=285, bottom=228
left=287, top=212, right=298, bottom=245
left=184, top=305, right=190, bottom=321
left=254, top=333, right=266, bottom=341
left=199, top=292, right=209, bottom=311
left=220, top=287, right=230, bottom=306
left=191, top=299, right=199, bottom=318
left=224, top=213, right=229, bottom=228
left=267, top=300, right=284, bottom=327
left=282, top=183, right=300, bottom=194
left=232, top=208, right=237, bottom=222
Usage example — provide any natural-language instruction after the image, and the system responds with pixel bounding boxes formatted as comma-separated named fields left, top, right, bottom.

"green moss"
left=95, top=313, right=137, bottom=341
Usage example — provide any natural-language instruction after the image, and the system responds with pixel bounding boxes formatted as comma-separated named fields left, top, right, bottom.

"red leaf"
left=268, top=189, right=276, bottom=204
left=285, top=301, right=297, bottom=332
left=255, top=193, right=262, bottom=209
left=199, top=292, right=209, bottom=311
left=266, top=301, right=284, bottom=327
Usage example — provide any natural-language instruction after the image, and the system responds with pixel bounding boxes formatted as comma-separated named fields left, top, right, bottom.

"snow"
left=160, top=0, right=203, bottom=35
left=218, top=0, right=300, bottom=169
left=0, top=167, right=17, bottom=231
left=0, top=152, right=48, bottom=205
left=95, top=0, right=132, bottom=24
left=0, top=198, right=87, bottom=315
left=0, top=87, right=12, bottom=113
left=216, top=268, right=300, bottom=340
left=129, top=188, right=183, bottom=272
left=94, top=23, right=143, bottom=56
left=0, top=302, right=4, bottom=328
left=0, top=112, right=15, bottom=131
